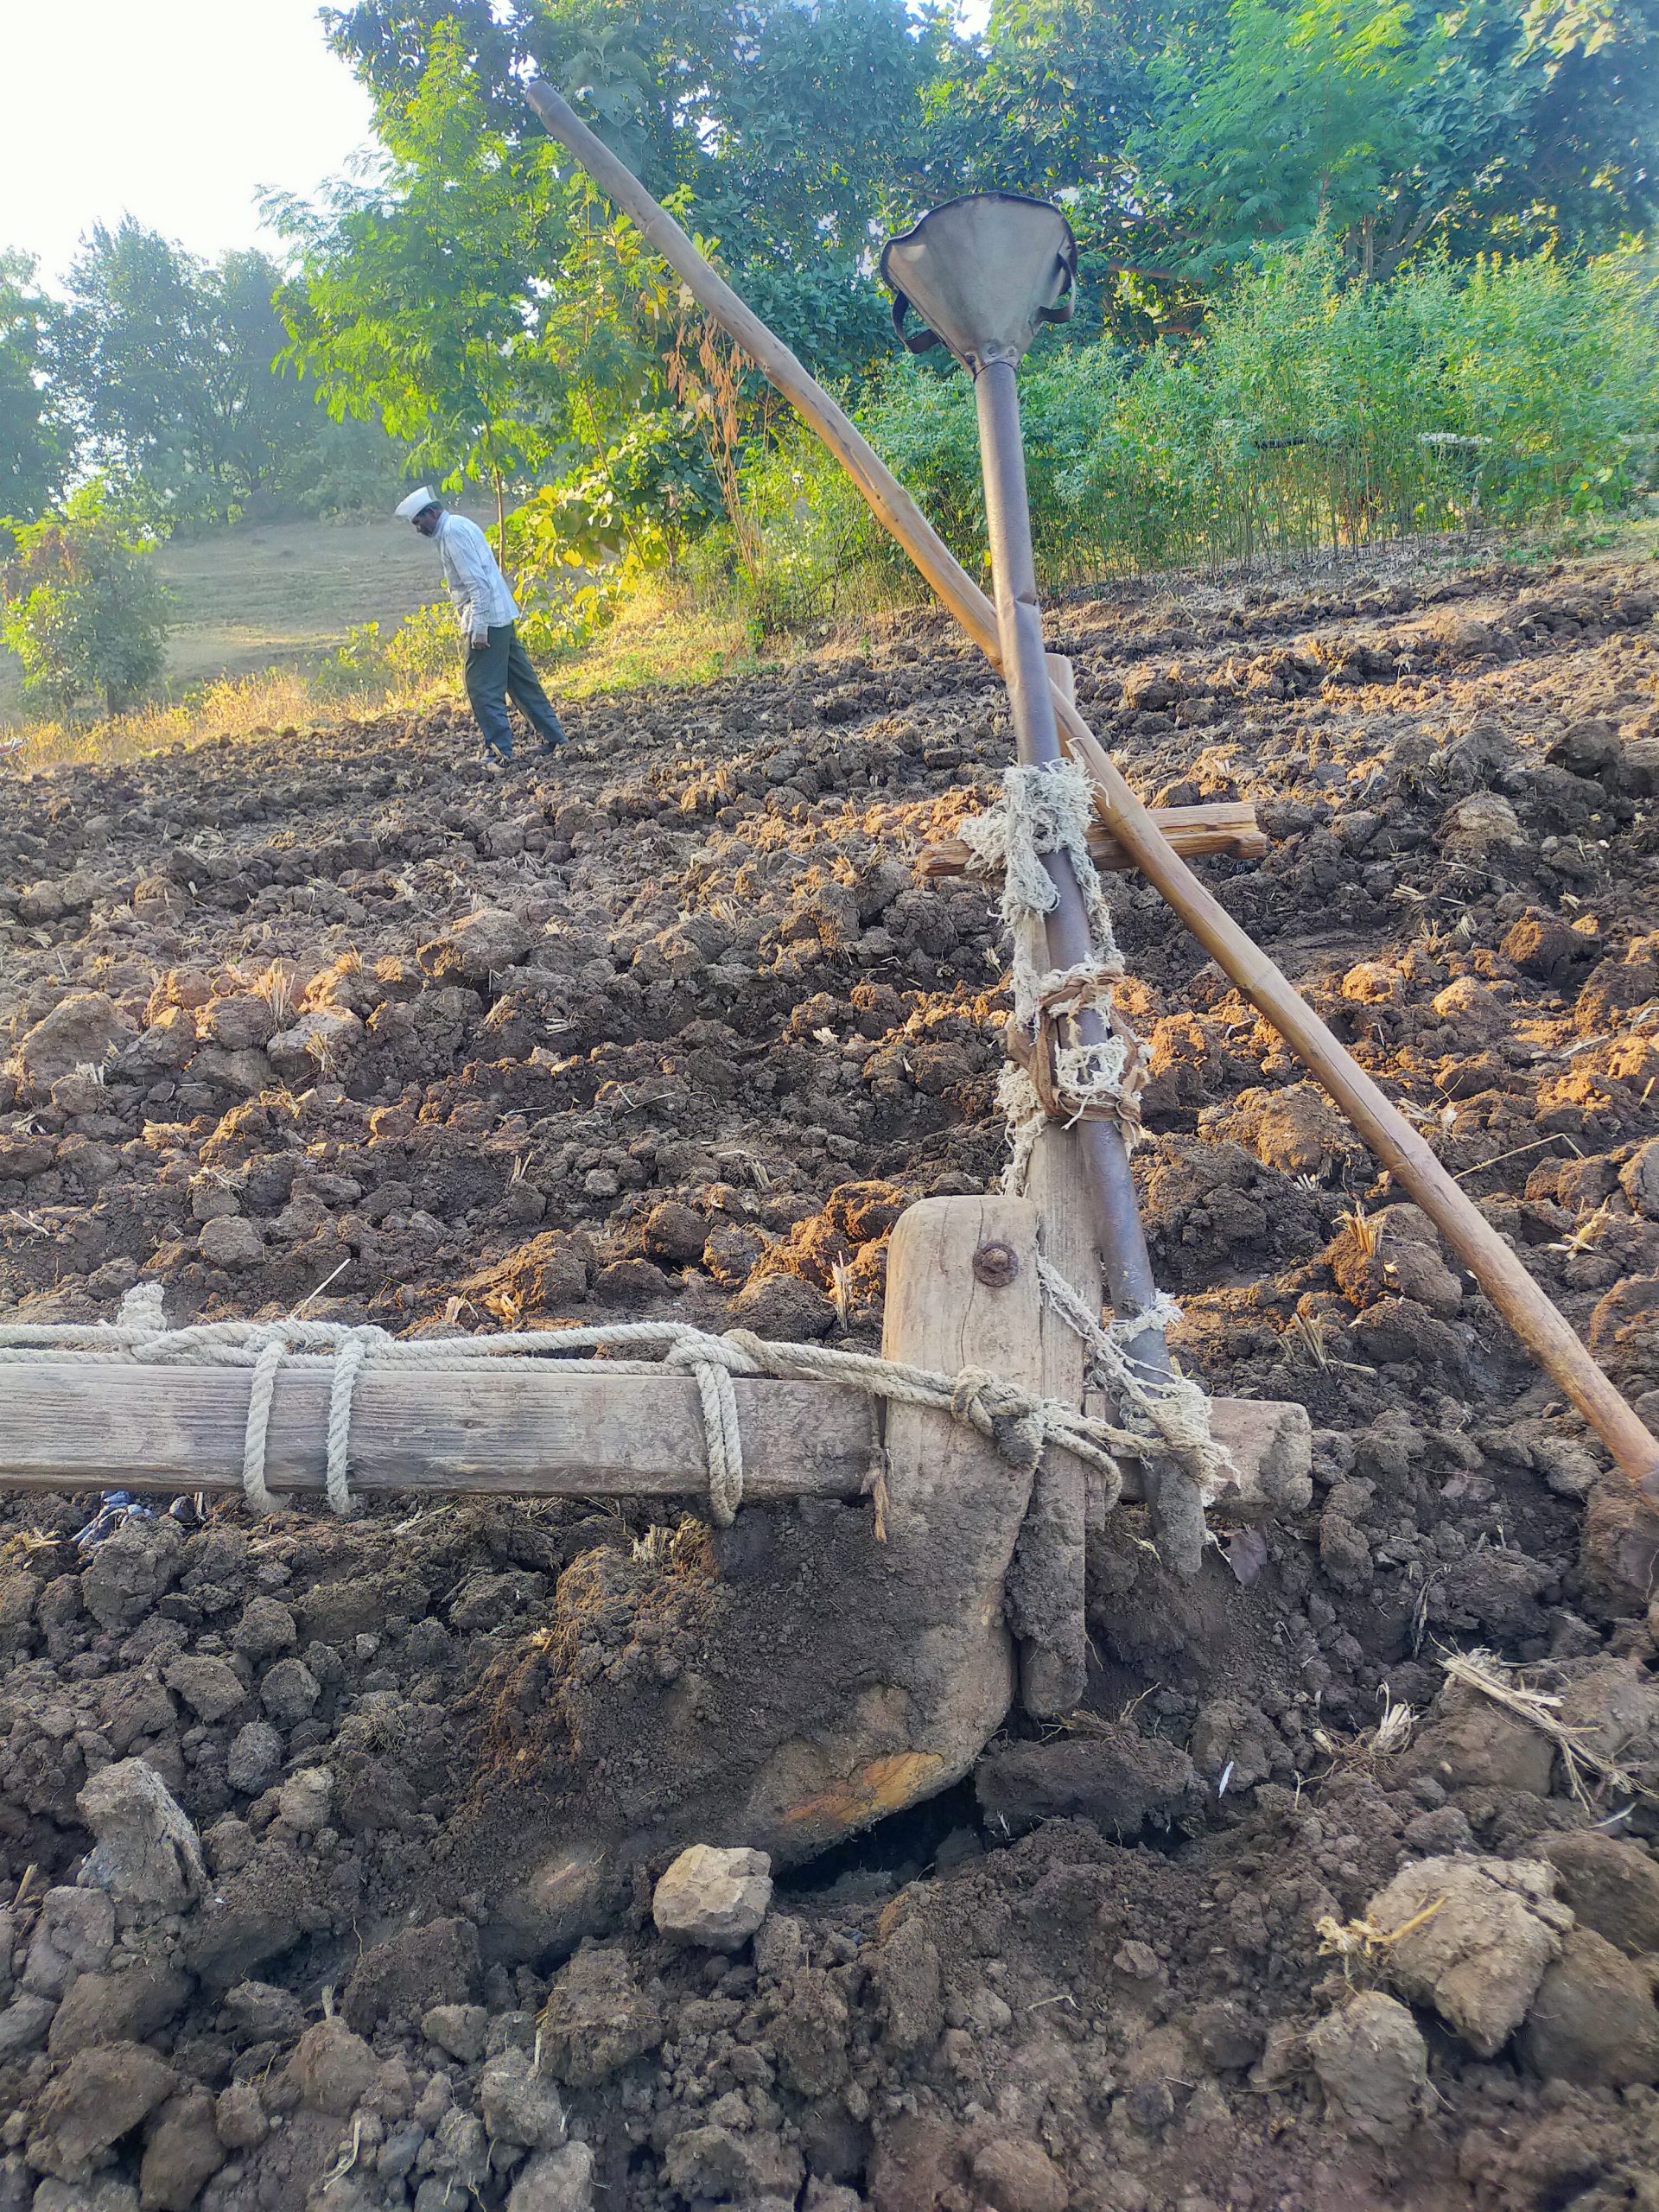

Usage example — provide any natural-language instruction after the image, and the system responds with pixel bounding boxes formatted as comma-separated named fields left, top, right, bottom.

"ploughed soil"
left=2, top=540, right=1659, bottom=2212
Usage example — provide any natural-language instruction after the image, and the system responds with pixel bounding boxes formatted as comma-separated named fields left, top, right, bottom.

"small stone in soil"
left=652, top=1843, right=772, bottom=1949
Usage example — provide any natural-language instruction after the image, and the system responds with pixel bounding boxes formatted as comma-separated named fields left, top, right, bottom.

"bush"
left=731, top=426, right=910, bottom=632
left=0, top=483, right=173, bottom=715
left=732, top=238, right=1659, bottom=607
left=320, top=601, right=461, bottom=698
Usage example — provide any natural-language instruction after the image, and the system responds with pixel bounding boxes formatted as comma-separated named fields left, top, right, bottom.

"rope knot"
left=950, top=1366, right=1045, bottom=1473
left=665, top=1330, right=761, bottom=1380
left=116, top=1282, right=168, bottom=1344
left=663, top=1327, right=751, bottom=1527
left=960, top=757, right=1150, bottom=1188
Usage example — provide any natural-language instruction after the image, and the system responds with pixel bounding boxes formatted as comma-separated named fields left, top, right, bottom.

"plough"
left=521, top=80, right=1659, bottom=1518
left=1, top=97, right=1655, bottom=1891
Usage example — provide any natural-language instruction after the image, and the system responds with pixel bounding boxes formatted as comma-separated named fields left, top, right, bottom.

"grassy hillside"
left=0, top=511, right=486, bottom=723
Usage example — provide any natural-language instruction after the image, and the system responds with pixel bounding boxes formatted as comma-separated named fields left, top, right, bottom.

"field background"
left=0, top=512, right=484, bottom=722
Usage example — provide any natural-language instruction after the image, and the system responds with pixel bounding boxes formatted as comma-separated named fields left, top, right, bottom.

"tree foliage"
left=0, top=484, right=173, bottom=715
left=270, top=19, right=588, bottom=539
left=50, top=220, right=394, bottom=526
left=0, top=254, right=68, bottom=520
left=1143, top=0, right=1659, bottom=281
left=304, top=0, right=1658, bottom=415
left=7, top=0, right=1654, bottom=626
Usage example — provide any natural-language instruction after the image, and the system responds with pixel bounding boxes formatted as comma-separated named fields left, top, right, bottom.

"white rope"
left=997, top=1064, right=1047, bottom=1201
left=960, top=760, right=1121, bottom=1018
left=957, top=760, right=1219, bottom=1558
left=325, top=1328, right=379, bottom=1518
left=957, top=760, right=1149, bottom=1172
left=241, top=1332, right=284, bottom=1515
left=0, top=1287, right=1154, bottom=1529
left=1035, top=1259, right=1232, bottom=1503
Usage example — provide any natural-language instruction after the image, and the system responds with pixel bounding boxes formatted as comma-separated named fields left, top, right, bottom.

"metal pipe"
left=974, top=363, right=1160, bottom=1331
left=974, top=364, right=1202, bottom=1570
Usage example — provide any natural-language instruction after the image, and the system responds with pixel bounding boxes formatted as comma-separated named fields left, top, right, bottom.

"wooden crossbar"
left=916, top=799, right=1268, bottom=882
left=0, top=1363, right=879, bottom=1502
left=0, top=1363, right=1306, bottom=1514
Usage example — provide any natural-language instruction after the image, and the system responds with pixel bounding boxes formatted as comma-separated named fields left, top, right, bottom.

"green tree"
left=1142, top=0, right=1450, bottom=277
left=0, top=253, right=67, bottom=520
left=321, top=0, right=944, bottom=384
left=0, top=484, right=173, bottom=716
left=271, top=18, right=585, bottom=553
left=1140, top=0, right=1659, bottom=279
left=54, top=221, right=381, bottom=523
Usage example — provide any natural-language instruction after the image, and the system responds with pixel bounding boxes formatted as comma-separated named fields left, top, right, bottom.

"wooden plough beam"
left=0, top=1344, right=1306, bottom=1516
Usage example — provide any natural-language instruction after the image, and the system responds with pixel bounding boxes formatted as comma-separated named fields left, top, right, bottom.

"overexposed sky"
left=0, top=0, right=376, bottom=284
left=0, top=0, right=997, bottom=289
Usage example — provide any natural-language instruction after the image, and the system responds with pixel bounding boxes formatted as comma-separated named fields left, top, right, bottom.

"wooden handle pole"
left=524, top=81, right=1659, bottom=1504
left=1046, top=697, right=1659, bottom=1500
left=917, top=800, right=1268, bottom=879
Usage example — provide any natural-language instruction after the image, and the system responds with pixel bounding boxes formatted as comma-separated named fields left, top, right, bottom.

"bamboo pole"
left=523, top=82, right=1659, bottom=1506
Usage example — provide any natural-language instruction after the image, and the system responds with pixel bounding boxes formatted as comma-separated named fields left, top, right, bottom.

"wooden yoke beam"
left=0, top=1357, right=1300, bottom=1512
left=918, top=799, right=1268, bottom=881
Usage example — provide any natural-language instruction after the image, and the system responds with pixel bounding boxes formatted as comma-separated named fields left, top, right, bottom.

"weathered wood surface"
left=879, top=1194, right=1046, bottom=1779
left=1090, top=1390, right=1314, bottom=1520
left=0, top=1363, right=880, bottom=1501
left=0, top=1357, right=1304, bottom=1511
left=918, top=799, right=1268, bottom=881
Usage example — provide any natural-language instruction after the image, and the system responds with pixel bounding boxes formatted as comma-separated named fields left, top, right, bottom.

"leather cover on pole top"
left=880, top=193, right=1077, bottom=374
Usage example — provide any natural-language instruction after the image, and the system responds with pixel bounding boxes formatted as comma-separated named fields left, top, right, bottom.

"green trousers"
left=463, top=624, right=564, bottom=760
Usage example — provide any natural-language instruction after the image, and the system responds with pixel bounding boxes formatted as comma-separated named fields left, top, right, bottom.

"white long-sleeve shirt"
left=436, top=513, right=519, bottom=640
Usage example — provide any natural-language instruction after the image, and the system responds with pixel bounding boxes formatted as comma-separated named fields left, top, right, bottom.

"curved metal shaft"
left=972, top=362, right=1162, bottom=1354
left=973, top=362, right=1204, bottom=1567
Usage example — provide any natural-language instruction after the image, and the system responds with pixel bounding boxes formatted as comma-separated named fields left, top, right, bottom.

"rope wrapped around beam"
left=957, top=759, right=1151, bottom=1191
left=0, top=1286, right=1157, bottom=1527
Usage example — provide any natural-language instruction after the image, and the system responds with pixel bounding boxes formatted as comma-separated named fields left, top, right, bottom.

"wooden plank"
left=880, top=1193, right=1047, bottom=1759
left=917, top=800, right=1268, bottom=882
left=1096, top=1394, right=1313, bottom=1516
left=0, top=1363, right=880, bottom=1503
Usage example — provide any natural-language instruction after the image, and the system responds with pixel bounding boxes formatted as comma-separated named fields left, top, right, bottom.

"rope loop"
left=957, top=759, right=1150, bottom=1178
left=664, top=1331, right=756, bottom=1525
left=325, top=1328, right=380, bottom=1518
left=241, top=1330, right=288, bottom=1517
left=1, top=1294, right=1157, bottom=1529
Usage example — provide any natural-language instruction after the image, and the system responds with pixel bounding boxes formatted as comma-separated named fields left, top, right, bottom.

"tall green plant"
left=1, top=485, right=173, bottom=716
left=735, top=237, right=1659, bottom=604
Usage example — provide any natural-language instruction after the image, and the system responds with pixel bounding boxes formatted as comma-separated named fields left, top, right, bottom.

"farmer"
left=395, top=487, right=566, bottom=765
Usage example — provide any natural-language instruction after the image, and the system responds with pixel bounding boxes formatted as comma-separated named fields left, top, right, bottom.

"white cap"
left=395, top=486, right=439, bottom=521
